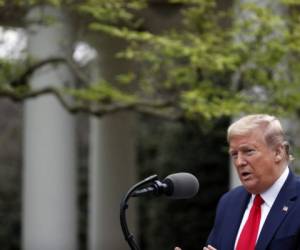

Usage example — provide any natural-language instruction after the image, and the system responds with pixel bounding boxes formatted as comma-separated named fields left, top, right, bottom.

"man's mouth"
left=241, top=172, right=251, bottom=179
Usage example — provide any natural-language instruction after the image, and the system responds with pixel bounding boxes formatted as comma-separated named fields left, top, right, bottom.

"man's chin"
left=242, top=181, right=260, bottom=194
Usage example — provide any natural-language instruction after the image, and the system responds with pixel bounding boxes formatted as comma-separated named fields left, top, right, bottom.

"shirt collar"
left=251, top=166, right=289, bottom=207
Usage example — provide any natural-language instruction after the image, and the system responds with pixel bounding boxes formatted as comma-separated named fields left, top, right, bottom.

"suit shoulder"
left=218, top=185, right=247, bottom=205
left=221, top=185, right=246, bottom=199
left=295, top=174, right=300, bottom=183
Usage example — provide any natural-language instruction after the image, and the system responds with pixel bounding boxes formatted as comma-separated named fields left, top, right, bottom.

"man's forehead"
left=229, top=133, right=263, bottom=149
left=229, top=132, right=255, bottom=143
left=229, top=128, right=265, bottom=141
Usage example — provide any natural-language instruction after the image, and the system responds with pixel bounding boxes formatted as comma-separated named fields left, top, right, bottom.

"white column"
left=88, top=112, right=137, bottom=250
left=23, top=6, right=77, bottom=250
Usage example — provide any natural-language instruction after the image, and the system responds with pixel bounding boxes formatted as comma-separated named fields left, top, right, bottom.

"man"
left=176, top=114, right=300, bottom=250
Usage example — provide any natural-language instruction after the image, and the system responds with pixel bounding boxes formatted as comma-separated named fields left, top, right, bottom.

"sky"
left=0, top=27, right=27, bottom=59
left=0, top=26, right=97, bottom=64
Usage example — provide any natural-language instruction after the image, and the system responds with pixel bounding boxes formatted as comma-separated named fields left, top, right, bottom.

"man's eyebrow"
left=228, top=144, right=254, bottom=153
left=228, top=149, right=235, bottom=154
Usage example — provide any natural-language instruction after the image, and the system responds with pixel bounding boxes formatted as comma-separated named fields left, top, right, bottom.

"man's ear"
left=274, top=144, right=284, bottom=162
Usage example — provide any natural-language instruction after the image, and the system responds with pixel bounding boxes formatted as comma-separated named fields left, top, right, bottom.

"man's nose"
left=235, top=153, right=246, bottom=167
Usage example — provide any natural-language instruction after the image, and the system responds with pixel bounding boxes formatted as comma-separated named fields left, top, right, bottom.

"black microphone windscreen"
left=164, top=172, right=199, bottom=199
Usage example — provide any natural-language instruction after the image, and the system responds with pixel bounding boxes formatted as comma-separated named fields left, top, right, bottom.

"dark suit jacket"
left=207, top=171, right=300, bottom=250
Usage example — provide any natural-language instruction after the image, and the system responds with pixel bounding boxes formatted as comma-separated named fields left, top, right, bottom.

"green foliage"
left=0, top=59, right=27, bottom=89
left=2, top=1, right=300, bottom=249
left=2, top=0, right=300, bottom=120
left=66, top=80, right=137, bottom=104
left=0, top=60, right=16, bottom=87
left=78, top=0, right=146, bottom=27
left=84, top=0, right=300, bottom=120
left=138, top=116, right=229, bottom=250
left=281, top=0, right=300, bottom=4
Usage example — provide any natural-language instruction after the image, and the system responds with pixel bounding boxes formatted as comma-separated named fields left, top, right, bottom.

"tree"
left=1, top=0, right=300, bottom=121
left=1, top=1, right=300, bottom=249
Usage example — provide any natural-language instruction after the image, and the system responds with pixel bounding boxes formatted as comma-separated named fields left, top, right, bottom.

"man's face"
left=229, top=129, right=283, bottom=194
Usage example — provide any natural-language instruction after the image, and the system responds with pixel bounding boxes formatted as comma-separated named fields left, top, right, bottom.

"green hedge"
left=137, top=116, right=230, bottom=250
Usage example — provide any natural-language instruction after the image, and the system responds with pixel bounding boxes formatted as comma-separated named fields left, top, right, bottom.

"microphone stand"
left=120, top=174, right=158, bottom=250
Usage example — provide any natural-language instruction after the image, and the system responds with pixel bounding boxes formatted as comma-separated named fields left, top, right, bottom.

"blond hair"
left=227, top=114, right=293, bottom=162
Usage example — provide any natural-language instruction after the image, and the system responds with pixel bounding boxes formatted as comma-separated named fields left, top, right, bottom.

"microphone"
left=131, top=172, right=199, bottom=199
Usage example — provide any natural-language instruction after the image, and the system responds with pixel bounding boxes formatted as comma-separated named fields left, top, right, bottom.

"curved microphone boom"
left=131, top=172, right=199, bottom=199
left=120, top=172, right=199, bottom=250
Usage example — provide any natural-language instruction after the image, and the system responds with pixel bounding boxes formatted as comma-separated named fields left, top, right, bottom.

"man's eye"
left=230, top=152, right=237, bottom=159
left=245, top=149, right=255, bottom=155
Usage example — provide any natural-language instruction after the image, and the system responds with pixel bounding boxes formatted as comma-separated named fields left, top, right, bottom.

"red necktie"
left=236, top=194, right=264, bottom=250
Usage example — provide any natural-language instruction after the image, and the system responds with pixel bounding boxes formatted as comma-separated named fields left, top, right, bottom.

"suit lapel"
left=256, top=172, right=298, bottom=250
left=222, top=190, right=250, bottom=249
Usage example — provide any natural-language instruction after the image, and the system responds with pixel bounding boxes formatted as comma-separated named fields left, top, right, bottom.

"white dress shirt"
left=234, top=167, right=289, bottom=249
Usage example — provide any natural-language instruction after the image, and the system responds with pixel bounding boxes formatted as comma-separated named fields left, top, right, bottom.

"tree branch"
left=0, top=87, right=183, bottom=120
left=10, top=57, right=65, bottom=87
